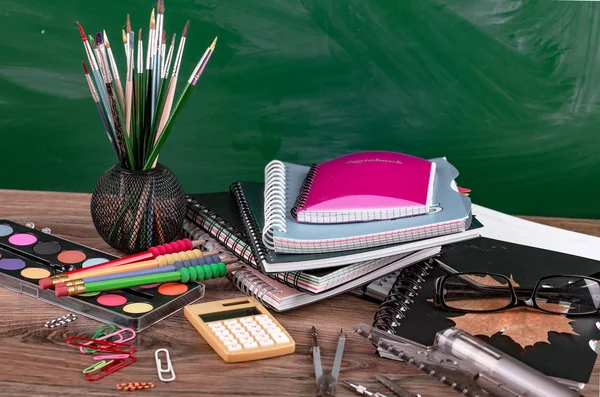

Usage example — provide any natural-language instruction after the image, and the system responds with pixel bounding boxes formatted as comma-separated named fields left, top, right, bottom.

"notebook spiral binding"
left=290, top=163, right=319, bottom=219
left=262, top=160, right=288, bottom=250
left=182, top=218, right=282, bottom=307
left=185, top=196, right=255, bottom=265
left=230, top=182, right=272, bottom=265
left=372, top=258, right=435, bottom=333
left=229, top=268, right=282, bottom=307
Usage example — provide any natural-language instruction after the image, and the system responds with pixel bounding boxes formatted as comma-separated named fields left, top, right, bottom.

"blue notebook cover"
left=263, top=157, right=472, bottom=254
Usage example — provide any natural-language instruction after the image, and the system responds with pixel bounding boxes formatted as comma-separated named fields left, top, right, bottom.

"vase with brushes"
left=80, top=0, right=217, bottom=253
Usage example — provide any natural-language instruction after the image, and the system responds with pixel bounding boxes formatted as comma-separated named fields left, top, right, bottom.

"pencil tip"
left=209, top=36, right=217, bottom=51
left=157, top=0, right=165, bottom=14
left=76, top=21, right=86, bottom=41
left=182, top=20, right=190, bottom=37
left=82, top=61, right=88, bottom=74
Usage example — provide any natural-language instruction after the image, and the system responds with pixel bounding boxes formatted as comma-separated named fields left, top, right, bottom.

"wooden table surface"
left=0, top=189, right=599, bottom=397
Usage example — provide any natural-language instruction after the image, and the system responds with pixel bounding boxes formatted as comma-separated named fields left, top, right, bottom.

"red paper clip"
left=66, top=336, right=135, bottom=355
left=85, top=355, right=137, bottom=381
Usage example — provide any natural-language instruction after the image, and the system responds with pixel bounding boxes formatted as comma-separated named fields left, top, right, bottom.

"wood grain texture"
left=0, top=189, right=599, bottom=397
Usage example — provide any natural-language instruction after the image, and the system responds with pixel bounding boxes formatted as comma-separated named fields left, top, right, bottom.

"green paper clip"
left=82, top=324, right=116, bottom=354
left=82, top=360, right=114, bottom=374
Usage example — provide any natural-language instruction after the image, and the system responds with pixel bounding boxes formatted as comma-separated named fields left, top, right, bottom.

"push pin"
left=25, top=221, right=35, bottom=229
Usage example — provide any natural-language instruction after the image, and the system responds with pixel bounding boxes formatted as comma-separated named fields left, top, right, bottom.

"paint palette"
left=0, top=220, right=205, bottom=331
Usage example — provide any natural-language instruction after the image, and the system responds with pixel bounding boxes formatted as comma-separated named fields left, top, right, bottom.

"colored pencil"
left=144, top=37, right=217, bottom=169
left=45, top=249, right=218, bottom=286
left=60, top=255, right=233, bottom=287
left=39, top=237, right=206, bottom=288
left=56, top=263, right=231, bottom=297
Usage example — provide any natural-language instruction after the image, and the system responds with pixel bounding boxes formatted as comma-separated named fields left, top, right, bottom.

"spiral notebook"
left=262, top=157, right=472, bottom=254
left=373, top=235, right=600, bottom=386
left=228, top=246, right=441, bottom=311
left=230, top=180, right=481, bottom=273
left=185, top=193, right=414, bottom=293
left=290, top=151, right=436, bottom=224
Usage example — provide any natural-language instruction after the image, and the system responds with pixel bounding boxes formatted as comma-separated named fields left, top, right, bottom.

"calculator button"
left=222, top=338, right=238, bottom=346
left=272, top=333, right=289, bottom=344
left=219, top=335, right=235, bottom=342
left=228, top=325, right=245, bottom=333
left=254, top=334, right=271, bottom=341
left=243, top=341, right=259, bottom=349
left=224, top=319, right=239, bottom=326
left=239, top=317, right=254, bottom=324
left=259, top=339, right=274, bottom=347
left=250, top=329, right=267, bottom=336
left=265, top=326, right=282, bottom=334
left=208, top=322, right=222, bottom=328
left=213, top=329, right=231, bottom=337
left=234, top=331, right=250, bottom=339
left=227, top=344, right=242, bottom=352
left=246, top=324, right=261, bottom=331
left=238, top=336, right=254, bottom=344
left=257, top=318, right=273, bottom=325
left=254, top=315, right=269, bottom=321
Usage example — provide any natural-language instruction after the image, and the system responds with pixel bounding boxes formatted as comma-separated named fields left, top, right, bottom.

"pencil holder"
left=90, top=164, right=186, bottom=254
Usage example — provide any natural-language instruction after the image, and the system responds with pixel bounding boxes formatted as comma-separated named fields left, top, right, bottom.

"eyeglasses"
left=433, top=272, right=600, bottom=316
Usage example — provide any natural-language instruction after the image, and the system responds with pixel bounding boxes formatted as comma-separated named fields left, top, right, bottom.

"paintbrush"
left=125, top=42, right=134, bottom=139
left=136, top=28, right=145, bottom=168
left=150, top=20, right=189, bottom=162
left=142, top=9, right=156, bottom=160
left=144, top=37, right=217, bottom=170
left=104, top=30, right=125, bottom=109
left=96, top=33, right=133, bottom=169
left=83, top=61, right=120, bottom=161
left=77, top=22, right=113, bottom=129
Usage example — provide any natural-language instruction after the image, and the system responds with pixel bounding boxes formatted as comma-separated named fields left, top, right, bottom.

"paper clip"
left=85, top=355, right=137, bottom=381
left=155, top=348, right=176, bottom=382
left=94, top=354, right=131, bottom=361
left=83, top=360, right=114, bottom=374
left=116, top=382, right=155, bottom=391
left=82, top=324, right=117, bottom=354
left=79, top=327, right=136, bottom=354
left=67, top=336, right=136, bottom=355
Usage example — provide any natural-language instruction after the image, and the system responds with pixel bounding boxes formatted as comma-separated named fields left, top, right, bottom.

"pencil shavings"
left=435, top=275, right=579, bottom=348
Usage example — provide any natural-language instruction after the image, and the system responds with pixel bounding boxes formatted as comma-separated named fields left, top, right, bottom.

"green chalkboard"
left=0, top=0, right=599, bottom=219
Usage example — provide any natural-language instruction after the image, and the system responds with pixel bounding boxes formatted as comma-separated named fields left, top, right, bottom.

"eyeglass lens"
left=535, top=276, right=600, bottom=315
left=442, top=273, right=512, bottom=311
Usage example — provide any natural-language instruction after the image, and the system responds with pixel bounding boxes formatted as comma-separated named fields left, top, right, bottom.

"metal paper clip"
left=82, top=360, right=114, bottom=374
left=155, top=348, right=176, bottom=382
left=79, top=327, right=136, bottom=354
left=84, top=355, right=137, bottom=381
left=67, top=336, right=135, bottom=355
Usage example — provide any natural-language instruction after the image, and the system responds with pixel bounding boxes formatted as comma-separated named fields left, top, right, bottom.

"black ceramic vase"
left=90, top=164, right=186, bottom=254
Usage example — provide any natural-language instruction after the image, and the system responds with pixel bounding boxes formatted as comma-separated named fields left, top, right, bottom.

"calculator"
left=183, top=297, right=296, bottom=363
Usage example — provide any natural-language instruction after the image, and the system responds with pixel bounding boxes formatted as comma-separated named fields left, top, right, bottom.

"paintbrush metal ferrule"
left=171, top=36, right=187, bottom=77
left=85, top=72, right=100, bottom=102
left=162, top=34, right=176, bottom=78
left=137, top=30, right=144, bottom=73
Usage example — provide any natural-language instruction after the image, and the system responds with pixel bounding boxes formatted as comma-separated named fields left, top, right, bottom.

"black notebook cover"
left=376, top=237, right=600, bottom=384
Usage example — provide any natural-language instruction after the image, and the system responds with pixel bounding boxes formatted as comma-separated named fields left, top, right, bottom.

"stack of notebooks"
left=184, top=151, right=483, bottom=311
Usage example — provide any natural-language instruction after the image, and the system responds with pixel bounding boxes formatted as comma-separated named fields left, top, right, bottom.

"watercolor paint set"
left=0, top=220, right=205, bottom=331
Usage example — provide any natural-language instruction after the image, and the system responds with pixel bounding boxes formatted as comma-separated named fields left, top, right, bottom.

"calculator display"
left=200, top=307, right=261, bottom=322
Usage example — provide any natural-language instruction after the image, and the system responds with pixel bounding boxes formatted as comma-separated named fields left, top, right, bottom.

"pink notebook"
left=291, top=151, right=436, bottom=224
